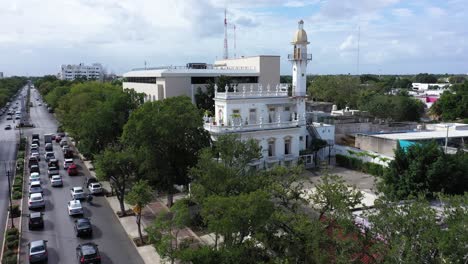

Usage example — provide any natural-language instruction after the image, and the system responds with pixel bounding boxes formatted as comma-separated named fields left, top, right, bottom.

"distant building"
left=59, top=63, right=103, bottom=81
left=412, top=83, right=450, bottom=91
left=0, top=72, right=3, bottom=79
left=122, top=55, right=280, bottom=102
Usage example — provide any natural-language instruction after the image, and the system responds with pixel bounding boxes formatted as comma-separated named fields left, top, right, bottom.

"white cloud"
left=426, top=6, right=447, bottom=17
left=339, top=35, right=356, bottom=51
left=392, top=8, right=413, bottom=17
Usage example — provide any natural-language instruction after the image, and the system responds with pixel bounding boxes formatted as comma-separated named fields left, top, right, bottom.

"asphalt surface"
left=19, top=88, right=144, bottom=263
left=0, top=88, right=25, bottom=249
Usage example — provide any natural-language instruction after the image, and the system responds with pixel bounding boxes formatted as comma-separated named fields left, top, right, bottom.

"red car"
left=55, top=135, right=62, bottom=143
left=68, top=163, right=78, bottom=176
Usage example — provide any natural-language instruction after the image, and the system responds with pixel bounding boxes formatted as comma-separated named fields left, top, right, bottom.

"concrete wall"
left=164, top=76, right=191, bottom=98
left=355, top=134, right=398, bottom=157
left=335, top=122, right=418, bottom=144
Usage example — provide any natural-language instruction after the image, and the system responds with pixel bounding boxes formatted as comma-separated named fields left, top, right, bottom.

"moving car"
left=74, top=218, right=93, bottom=237
left=84, top=177, right=98, bottom=188
left=29, top=181, right=43, bottom=194
left=28, top=212, right=44, bottom=230
left=29, top=172, right=41, bottom=183
left=30, top=146, right=39, bottom=154
left=44, top=143, right=53, bottom=152
left=70, top=187, right=85, bottom=199
left=64, top=149, right=74, bottom=159
left=55, top=135, right=61, bottom=143
left=30, top=165, right=40, bottom=173
left=60, top=139, right=68, bottom=147
left=47, top=167, right=59, bottom=178
left=88, top=183, right=102, bottom=195
left=31, top=152, right=41, bottom=162
left=28, top=193, right=45, bottom=209
left=4, top=124, right=11, bottom=130
left=68, top=200, right=83, bottom=216
left=30, top=143, right=39, bottom=149
left=64, top=158, right=74, bottom=169
left=29, top=156, right=39, bottom=167
left=28, top=240, right=48, bottom=263
left=44, top=151, right=55, bottom=162
left=68, top=163, right=78, bottom=176
left=76, top=243, right=101, bottom=264
left=32, top=138, right=40, bottom=146
left=47, top=159, right=59, bottom=169
left=50, top=175, right=63, bottom=187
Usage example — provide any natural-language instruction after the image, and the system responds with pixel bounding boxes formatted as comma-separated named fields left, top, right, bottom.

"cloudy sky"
left=1, top=0, right=467, bottom=76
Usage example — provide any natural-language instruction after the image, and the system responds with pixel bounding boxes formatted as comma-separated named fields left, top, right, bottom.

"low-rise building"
left=59, top=63, right=103, bottom=81
left=122, top=56, right=279, bottom=103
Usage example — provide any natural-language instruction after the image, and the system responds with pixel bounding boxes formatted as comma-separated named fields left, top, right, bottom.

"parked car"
left=29, top=172, right=41, bottom=182
left=71, top=187, right=85, bottom=200
left=74, top=218, right=93, bottom=237
left=29, top=181, right=43, bottom=194
left=28, top=212, right=44, bottom=230
left=64, top=149, right=74, bottom=159
left=68, top=163, right=78, bottom=176
left=88, top=182, right=102, bottom=195
left=30, top=165, right=40, bottom=173
left=44, top=143, right=53, bottom=152
left=50, top=175, right=63, bottom=187
left=28, top=240, right=48, bottom=263
left=4, top=124, right=11, bottom=130
left=28, top=193, right=45, bottom=209
left=60, top=139, right=68, bottom=147
left=76, top=243, right=101, bottom=264
left=84, top=177, right=98, bottom=188
left=44, top=151, right=55, bottom=162
left=68, top=200, right=83, bottom=216
left=64, top=158, right=74, bottom=169
left=47, top=167, right=59, bottom=178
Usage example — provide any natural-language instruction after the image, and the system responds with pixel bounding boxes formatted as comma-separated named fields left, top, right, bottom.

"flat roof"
left=123, top=68, right=259, bottom=78
left=371, top=130, right=468, bottom=140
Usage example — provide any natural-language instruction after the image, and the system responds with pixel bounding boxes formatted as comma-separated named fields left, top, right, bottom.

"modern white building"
left=59, top=63, right=103, bottom=81
left=412, top=83, right=450, bottom=91
left=204, top=20, right=334, bottom=168
left=122, top=56, right=280, bottom=102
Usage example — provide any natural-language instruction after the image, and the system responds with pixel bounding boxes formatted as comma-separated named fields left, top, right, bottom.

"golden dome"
left=292, top=20, right=309, bottom=44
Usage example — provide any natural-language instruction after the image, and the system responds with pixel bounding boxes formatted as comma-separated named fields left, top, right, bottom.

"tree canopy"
left=430, top=81, right=468, bottom=121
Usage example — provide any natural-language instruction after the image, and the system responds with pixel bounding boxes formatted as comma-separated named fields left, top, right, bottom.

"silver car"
left=28, top=240, right=48, bottom=263
left=51, top=175, right=63, bottom=187
left=28, top=193, right=45, bottom=209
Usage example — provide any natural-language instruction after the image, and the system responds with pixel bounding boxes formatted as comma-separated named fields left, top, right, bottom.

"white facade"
left=204, top=21, right=335, bottom=168
left=122, top=55, right=279, bottom=103
left=412, top=82, right=450, bottom=91
left=59, top=63, right=103, bottom=81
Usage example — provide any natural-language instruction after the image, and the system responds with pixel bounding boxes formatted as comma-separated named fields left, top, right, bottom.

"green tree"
left=414, top=73, right=437, bottom=83
left=194, top=75, right=233, bottom=113
left=308, top=75, right=361, bottom=108
left=126, top=179, right=153, bottom=243
left=95, top=145, right=138, bottom=216
left=122, top=96, right=210, bottom=207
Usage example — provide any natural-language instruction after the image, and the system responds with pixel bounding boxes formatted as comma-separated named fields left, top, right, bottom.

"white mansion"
left=204, top=20, right=334, bottom=168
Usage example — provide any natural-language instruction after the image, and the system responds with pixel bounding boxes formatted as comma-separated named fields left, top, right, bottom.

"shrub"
left=336, top=154, right=385, bottom=177
left=2, top=255, right=17, bottom=264
left=12, top=191, right=22, bottom=200
left=10, top=204, right=21, bottom=217
left=17, top=151, right=25, bottom=160
left=6, top=239, right=18, bottom=250
left=2, top=249, right=15, bottom=258
left=6, top=228, right=18, bottom=236
left=6, top=234, right=17, bottom=242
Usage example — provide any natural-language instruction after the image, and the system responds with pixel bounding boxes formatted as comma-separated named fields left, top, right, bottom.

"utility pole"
left=445, top=125, right=449, bottom=153
left=6, top=167, right=14, bottom=228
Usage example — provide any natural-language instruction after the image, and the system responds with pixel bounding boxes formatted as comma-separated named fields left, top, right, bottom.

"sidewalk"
left=81, top=159, right=203, bottom=264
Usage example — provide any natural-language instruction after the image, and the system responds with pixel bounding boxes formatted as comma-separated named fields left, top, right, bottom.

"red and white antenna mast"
left=223, top=9, right=229, bottom=59
left=233, top=24, right=236, bottom=58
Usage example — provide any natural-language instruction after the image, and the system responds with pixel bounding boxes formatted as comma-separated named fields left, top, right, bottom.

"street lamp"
left=444, top=124, right=452, bottom=153
left=2, top=161, right=15, bottom=228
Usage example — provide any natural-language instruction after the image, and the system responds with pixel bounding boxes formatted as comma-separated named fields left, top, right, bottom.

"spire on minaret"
left=289, top=20, right=312, bottom=97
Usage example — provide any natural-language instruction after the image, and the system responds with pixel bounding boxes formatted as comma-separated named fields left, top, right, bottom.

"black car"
left=30, top=165, right=40, bottom=173
left=74, top=218, right=93, bottom=237
left=28, top=212, right=44, bottom=230
left=47, top=159, right=59, bottom=169
left=76, top=243, right=101, bottom=264
left=4, top=124, right=11, bottom=130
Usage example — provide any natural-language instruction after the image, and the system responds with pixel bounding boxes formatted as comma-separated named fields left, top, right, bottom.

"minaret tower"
left=289, top=20, right=311, bottom=122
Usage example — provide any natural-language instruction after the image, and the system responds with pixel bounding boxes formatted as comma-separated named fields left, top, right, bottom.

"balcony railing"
left=204, top=119, right=304, bottom=133
left=288, top=53, right=312, bottom=61
left=215, top=83, right=290, bottom=99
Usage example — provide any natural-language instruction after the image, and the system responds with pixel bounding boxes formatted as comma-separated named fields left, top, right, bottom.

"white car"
left=88, top=183, right=102, bottom=194
left=70, top=187, right=85, bottom=199
left=67, top=200, right=83, bottom=216
left=63, top=158, right=74, bottom=169
left=30, top=143, right=39, bottom=149
left=28, top=193, right=45, bottom=209
left=50, top=175, right=63, bottom=187
left=44, top=152, right=55, bottom=162
left=29, top=181, right=43, bottom=194
left=29, top=172, right=41, bottom=182
left=31, top=152, right=41, bottom=161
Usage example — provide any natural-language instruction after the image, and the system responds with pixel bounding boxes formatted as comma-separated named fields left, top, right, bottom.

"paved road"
left=19, top=88, right=144, bottom=263
left=0, top=87, right=27, bottom=248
